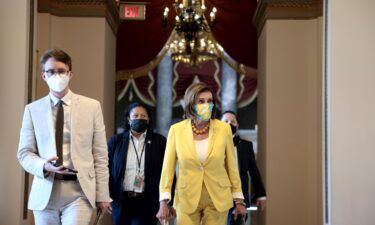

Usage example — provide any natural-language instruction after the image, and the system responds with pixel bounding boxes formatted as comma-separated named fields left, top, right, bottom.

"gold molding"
left=253, top=0, right=323, bottom=35
left=38, top=0, right=119, bottom=34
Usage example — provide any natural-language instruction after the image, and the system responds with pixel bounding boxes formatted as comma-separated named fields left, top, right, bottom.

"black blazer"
left=108, top=130, right=166, bottom=221
left=234, top=135, right=266, bottom=207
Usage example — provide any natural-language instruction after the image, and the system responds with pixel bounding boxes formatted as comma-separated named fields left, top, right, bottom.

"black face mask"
left=230, top=124, right=237, bottom=135
left=130, top=119, right=148, bottom=133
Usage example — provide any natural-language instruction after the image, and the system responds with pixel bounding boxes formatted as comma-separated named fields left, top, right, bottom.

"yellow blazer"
left=160, top=119, right=243, bottom=213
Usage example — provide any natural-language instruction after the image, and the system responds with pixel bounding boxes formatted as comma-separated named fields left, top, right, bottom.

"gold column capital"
left=38, top=0, right=119, bottom=34
left=253, top=0, right=323, bottom=35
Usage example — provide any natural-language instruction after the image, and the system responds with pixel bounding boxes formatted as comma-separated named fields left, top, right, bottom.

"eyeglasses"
left=43, top=69, right=70, bottom=78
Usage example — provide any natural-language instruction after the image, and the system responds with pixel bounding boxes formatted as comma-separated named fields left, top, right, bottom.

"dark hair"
left=221, top=110, right=237, bottom=119
left=40, top=48, right=72, bottom=71
left=184, top=82, right=217, bottom=119
left=123, top=102, right=153, bottom=131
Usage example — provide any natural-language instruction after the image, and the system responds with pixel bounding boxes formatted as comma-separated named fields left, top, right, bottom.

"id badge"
left=133, top=175, right=145, bottom=193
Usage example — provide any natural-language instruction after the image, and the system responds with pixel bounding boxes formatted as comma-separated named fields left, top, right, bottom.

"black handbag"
left=229, top=214, right=246, bottom=225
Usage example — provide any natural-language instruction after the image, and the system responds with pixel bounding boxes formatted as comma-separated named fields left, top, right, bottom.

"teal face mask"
left=194, top=103, right=214, bottom=121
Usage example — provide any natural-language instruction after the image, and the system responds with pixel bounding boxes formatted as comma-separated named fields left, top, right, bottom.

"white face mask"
left=46, top=75, right=70, bottom=92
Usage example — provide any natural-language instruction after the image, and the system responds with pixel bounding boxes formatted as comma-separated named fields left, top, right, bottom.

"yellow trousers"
left=176, top=184, right=229, bottom=225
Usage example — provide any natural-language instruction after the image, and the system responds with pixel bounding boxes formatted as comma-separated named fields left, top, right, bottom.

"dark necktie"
left=55, top=100, right=64, bottom=165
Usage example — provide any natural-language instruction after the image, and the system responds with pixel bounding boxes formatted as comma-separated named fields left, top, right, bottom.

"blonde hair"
left=184, top=82, right=216, bottom=119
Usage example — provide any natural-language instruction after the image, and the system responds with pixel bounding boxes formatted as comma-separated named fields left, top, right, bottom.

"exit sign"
left=120, top=2, right=146, bottom=20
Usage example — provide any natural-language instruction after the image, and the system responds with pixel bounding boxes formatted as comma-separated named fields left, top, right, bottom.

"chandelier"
left=163, top=0, right=223, bottom=66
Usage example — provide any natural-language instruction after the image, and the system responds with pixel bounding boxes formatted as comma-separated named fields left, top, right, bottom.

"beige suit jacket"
left=17, top=92, right=111, bottom=210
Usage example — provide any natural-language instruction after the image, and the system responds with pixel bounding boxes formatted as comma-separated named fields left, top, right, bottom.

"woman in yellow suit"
left=157, top=82, right=247, bottom=225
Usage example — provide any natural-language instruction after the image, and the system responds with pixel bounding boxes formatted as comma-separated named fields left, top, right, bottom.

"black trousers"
left=113, top=192, right=158, bottom=225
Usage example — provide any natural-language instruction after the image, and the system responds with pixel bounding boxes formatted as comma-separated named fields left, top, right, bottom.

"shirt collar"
left=130, top=130, right=147, bottom=141
left=49, top=90, right=72, bottom=106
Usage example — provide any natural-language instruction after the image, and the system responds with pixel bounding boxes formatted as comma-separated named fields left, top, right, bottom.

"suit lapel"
left=233, top=135, right=242, bottom=168
left=236, top=144, right=242, bottom=169
left=204, top=119, right=217, bottom=163
left=184, top=119, right=200, bottom=162
left=118, top=132, right=130, bottom=180
left=233, top=135, right=240, bottom=147
left=70, top=93, right=80, bottom=155
left=43, top=95, right=56, bottom=153
left=144, top=132, right=152, bottom=174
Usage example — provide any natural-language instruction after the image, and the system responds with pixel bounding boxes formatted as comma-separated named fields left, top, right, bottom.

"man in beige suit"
left=17, top=48, right=111, bottom=225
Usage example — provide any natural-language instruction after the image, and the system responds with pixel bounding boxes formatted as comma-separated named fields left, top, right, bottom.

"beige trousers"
left=33, top=180, right=93, bottom=225
left=176, top=184, right=229, bottom=225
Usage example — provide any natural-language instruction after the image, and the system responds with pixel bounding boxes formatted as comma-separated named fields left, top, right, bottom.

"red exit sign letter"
left=125, top=6, right=139, bottom=18
left=120, top=3, right=146, bottom=20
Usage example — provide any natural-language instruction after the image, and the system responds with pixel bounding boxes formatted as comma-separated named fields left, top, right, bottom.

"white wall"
left=103, top=21, right=116, bottom=138
left=329, top=0, right=375, bottom=224
left=0, top=1, right=33, bottom=224
left=0, top=6, right=116, bottom=225
left=257, top=18, right=323, bottom=225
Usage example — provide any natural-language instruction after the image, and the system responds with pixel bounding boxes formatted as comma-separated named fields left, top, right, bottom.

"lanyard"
left=130, top=136, right=145, bottom=174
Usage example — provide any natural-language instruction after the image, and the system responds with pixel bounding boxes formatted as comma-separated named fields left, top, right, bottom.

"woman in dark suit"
left=108, top=102, right=166, bottom=225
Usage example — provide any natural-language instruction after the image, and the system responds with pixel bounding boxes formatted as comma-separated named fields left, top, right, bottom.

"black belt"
left=124, top=191, right=144, bottom=199
left=54, top=173, right=77, bottom=181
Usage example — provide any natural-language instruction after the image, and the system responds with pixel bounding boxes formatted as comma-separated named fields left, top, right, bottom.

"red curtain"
left=116, top=0, right=258, bottom=71
left=207, top=0, right=258, bottom=68
left=116, top=0, right=176, bottom=71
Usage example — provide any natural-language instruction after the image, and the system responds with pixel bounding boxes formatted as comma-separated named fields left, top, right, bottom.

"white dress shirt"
left=123, top=131, right=146, bottom=193
left=194, top=138, right=209, bottom=163
left=49, top=90, right=75, bottom=170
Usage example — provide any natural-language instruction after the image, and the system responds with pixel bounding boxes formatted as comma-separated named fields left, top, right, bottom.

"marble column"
left=156, top=55, right=173, bottom=137
left=221, top=60, right=238, bottom=113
